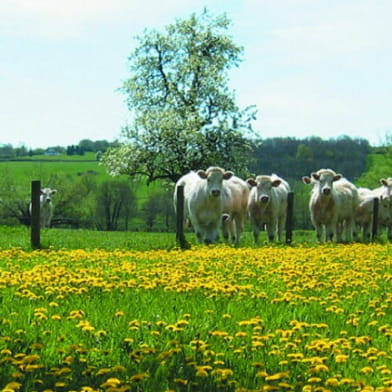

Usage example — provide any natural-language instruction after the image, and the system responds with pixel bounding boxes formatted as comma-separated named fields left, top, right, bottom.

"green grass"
left=0, top=225, right=323, bottom=251
left=0, top=241, right=390, bottom=390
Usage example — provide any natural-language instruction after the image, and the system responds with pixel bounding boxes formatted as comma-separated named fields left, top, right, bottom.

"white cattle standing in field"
left=302, top=168, right=358, bottom=242
left=30, top=187, right=57, bottom=228
left=354, top=187, right=391, bottom=242
left=174, top=167, right=233, bottom=244
left=221, top=175, right=250, bottom=245
left=247, top=174, right=290, bottom=243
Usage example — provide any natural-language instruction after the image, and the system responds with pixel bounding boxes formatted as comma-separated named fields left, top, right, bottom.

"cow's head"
left=380, top=178, right=392, bottom=197
left=247, top=175, right=281, bottom=204
left=311, top=169, right=342, bottom=196
left=197, top=167, right=233, bottom=197
left=40, top=188, right=57, bottom=204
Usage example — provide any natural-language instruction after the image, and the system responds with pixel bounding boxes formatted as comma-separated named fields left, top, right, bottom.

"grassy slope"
left=0, top=153, right=165, bottom=197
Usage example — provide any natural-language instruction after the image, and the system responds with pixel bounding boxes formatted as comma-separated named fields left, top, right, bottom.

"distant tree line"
left=250, top=135, right=371, bottom=182
left=0, top=139, right=120, bottom=159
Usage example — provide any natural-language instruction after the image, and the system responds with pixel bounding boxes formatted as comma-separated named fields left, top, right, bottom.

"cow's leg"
left=345, top=219, right=353, bottom=242
left=234, top=215, right=244, bottom=246
left=253, top=226, right=260, bottom=245
left=387, top=226, right=392, bottom=241
left=277, top=215, right=286, bottom=242
left=325, top=223, right=334, bottom=242
left=195, top=231, right=203, bottom=244
left=336, top=222, right=343, bottom=242
left=266, top=223, right=275, bottom=243
left=363, top=222, right=371, bottom=242
left=315, top=224, right=323, bottom=243
left=353, top=223, right=361, bottom=242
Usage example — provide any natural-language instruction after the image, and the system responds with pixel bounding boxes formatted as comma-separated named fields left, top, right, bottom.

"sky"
left=1, top=0, right=392, bottom=149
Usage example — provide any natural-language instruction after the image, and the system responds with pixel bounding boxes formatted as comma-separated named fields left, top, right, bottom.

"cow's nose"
left=212, top=190, right=220, bottom=197
left=261, top=196, right=269, bottom=203
left=323, top=188, right=331, bottom=195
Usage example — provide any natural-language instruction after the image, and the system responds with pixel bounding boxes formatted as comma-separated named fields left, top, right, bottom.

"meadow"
left=0, top=226, right=391, bottom=391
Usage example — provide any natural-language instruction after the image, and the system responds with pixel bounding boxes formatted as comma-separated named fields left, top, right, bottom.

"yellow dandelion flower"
left=176, top=319, right=189, bottom=327
left=310, top=364, right=329, bottom=373
left=360, top=366, right=375, bottom=376
left=174, top=378, right=188, bottom=385
left=96, top=368, right=111, bottom=376
left=4, top=382, right=22, bottom=391
left=235, top=331, right=247, bottom=337
left=130, top=373, right=149, bottom=382
left=195, top=368, right=209, bottom=377
left=335, top=354, right=349, bottom=363
left=263, top=385, right=280, bottom=391
left=340, top=378, right=354, bottom=385
left=307, top=377, right=322, bottom=383
left=100, top=377, right=121, bottom=388
left=278, top=382, right=293, bottom=389
left=22, top=355, right=40, bottom=364
left=265, top=371, right=290, bottom=381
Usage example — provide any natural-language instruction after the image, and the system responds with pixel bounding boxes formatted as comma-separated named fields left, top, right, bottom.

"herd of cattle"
left=32, top=167, right=392, bottom=245
left=174, top=166, right=392, bottom=245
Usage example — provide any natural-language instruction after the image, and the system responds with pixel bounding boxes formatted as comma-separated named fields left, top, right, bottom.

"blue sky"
left=1, top=0, right=391, bottom=149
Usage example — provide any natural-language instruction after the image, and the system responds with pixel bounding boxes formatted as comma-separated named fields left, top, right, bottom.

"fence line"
left=31, top=180, right=41, bottom=249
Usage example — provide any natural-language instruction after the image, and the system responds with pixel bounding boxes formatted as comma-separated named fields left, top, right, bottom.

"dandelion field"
left=0, top=233, right=392, bottom=391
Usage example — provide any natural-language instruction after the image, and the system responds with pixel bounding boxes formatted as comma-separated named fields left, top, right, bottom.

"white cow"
left=30, top=187, right=57, bottom=228
left=221, top=176, right=250, bottom=245
left=174, top=167, right=233, bottom=244
left=247, top=174, right=290, bottom=243
left=354, top=187, right=391, bottom=242
left=302, top=169, right=358, bottom=243
left=374, top=178, right=392, bottom=240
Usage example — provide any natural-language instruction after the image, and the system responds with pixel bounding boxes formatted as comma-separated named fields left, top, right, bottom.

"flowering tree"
left=102, top=9, right=257, bottom=183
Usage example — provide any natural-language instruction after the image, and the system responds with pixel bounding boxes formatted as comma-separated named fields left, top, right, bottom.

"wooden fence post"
left=31, top=180, right=41, bottom=249
left=176, top=185, right=189, bottom=249
left=372, top=197, right=379, bottom=241
left=286, top=192, right=294, bottom=244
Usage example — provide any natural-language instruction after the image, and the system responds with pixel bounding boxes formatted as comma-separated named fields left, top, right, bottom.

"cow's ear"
left=302, top=176, right=311, bottom=184
left=333, top=174, right=342, bottom=182
left=197, top=170, right=207, bottom=179
left=246, top=178, right=257, bottom=187
left=223, top=171, right=233, bottom=180
left=381, top=178, right=388, bottom=186
left=51, top=189, right=57, bottom=195
left=40, top=190, right=44, bottom=195
left=311, top=172, right=320, bottom=181
left=271, top=179, right=281, bottom=187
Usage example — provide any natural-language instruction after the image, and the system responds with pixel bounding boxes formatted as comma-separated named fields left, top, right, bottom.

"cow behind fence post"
left=175, top=185, right=189, bottom=249
left=31, top=180, right=41, bottom=249
left=286, top=191, right=294, bottom=244
left=372, top=197, right=379, bottom=241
